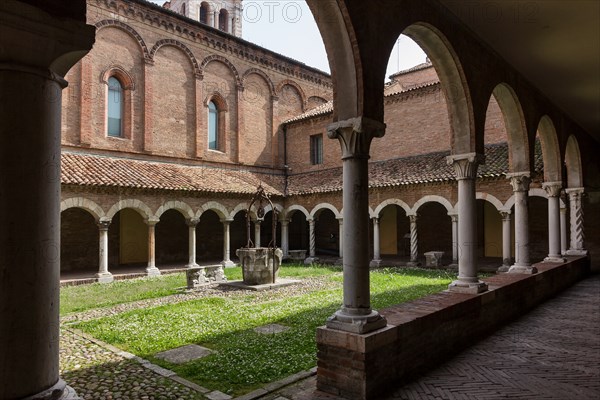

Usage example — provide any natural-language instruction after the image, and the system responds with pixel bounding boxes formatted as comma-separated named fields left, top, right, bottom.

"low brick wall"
left=316, top=256, right=591, bottom=399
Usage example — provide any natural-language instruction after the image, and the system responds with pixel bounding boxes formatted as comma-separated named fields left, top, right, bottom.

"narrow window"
left=310, top=134, right=323, bottom=165
left=208, top=101, right=219, bottom=150
left=107, top=76, right=123, bottom=137
left=219, top=9, right=229, bottom=32
left=200, top=3, right=208, bottom=24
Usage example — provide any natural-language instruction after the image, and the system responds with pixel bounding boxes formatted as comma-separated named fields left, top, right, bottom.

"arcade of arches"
left=1, top=0, right=598, bottom=399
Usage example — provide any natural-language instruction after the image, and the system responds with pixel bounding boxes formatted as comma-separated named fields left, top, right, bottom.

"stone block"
left=424, top=251, right=444, bottom=267
left=237, top=247, right=283, bottom=285
left=186, top=266, right=227, bottom=289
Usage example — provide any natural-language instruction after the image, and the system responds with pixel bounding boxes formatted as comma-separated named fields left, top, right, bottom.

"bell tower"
left=168, top=0, right=243, bottom=37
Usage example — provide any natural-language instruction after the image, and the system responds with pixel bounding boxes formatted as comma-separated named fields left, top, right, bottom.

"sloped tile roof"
left=61, top=152, right=285, bottom=196
left=287, top=142, right=543, bottom=195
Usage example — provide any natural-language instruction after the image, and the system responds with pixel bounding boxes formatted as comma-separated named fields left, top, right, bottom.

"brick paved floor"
left=269, top=275, right=600, bottom=400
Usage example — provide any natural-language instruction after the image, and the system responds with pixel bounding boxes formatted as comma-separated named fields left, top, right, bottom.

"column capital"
left=499, top=211, right=512, bottom=220
left=506, top=172, right=531, bottom=192
left=280, top=218, right=290, bottom=225
left=449, top=213, right=459, bottom=223
left=446, top=153, right=484, bottom=180
left=565, top=187, right=585, bottom=196
left=542, top=181, right=563, bottom=197
left=327, top=117, right=386, bottom=159
left=371, top=217, right=379, bottom=224
left=145, top=218, right=160, bottom=226
left=186, top=218, right=199, bottom=227
left=97, top=219, right=111, bottom=230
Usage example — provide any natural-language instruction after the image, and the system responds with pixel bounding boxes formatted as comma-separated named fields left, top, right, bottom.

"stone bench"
left=287, top=249, right=307, bottom=262
left=186, top=265, right=227, bottom=289
left=424, top=251, right=444, bottom=268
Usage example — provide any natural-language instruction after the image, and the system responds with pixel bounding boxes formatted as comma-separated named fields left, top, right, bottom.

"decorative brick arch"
left=476, top=192, right=504, bottom=212
left=150, top=39, right=201, bottom=78
left=412, top=195, right=454, bottom=214
left=242, top=68, right=277, bottom=97
left=310, top=203, right=341, bottom=219
left=154, top=200, right=194, bottom=220
left=229, top=203, right=257, bottom=220
left=196, top=201, right=229, bottom=220
left=199, top=55, right=242, bottom=86
left=536, top=115, right=562, bottom=182
left=60, top=197, right=105, bottom=222
left=282, top=205, right=310, bottom=220
left=204, top=91, right=228, bottom=111
left=373, top=199, right=412, bottom=218
left=263, top=203, right=284, bottom=217
left=106, top=199, right=153, bottom=220
left=100, top=65, right=135, bottom=90
left=565, top=135, right=583, bottom=188
left=95, top=20, right=150, bottom=61
left=277, top=79, right=307, bottom=108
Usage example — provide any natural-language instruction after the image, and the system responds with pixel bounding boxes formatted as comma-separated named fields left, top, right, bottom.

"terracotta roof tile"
left=61, top=152, right=285, bottom=196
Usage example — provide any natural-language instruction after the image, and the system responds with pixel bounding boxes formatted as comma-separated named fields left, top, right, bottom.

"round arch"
left=60, top=197, right=105, bottom=222
left=242, top=68, right=277, bottom=97
left=229, top=203, right=257, bottom=220
left=150, top=39, right=201, bottom=77
left=310, top=203, right=342, bottom=219
left=475, top=192, right=504, bottom=212
left=565, top=135, right=583, bottom=188
left=95, top=20, right=150, bottom=60
left=199, top=55, right=242, bottom=86
left=412, top=195, right=454, bottom=214
left=282, top=205, right=310, bottom=220
left=263, top=203, right=284, bottom=217
left=106, top=199, right=153, bottom=220
left=536, top=115, right=562, bottom=182
left=276, top=79, right=307, bottom=108
left=196, top=201, right=229, bottom=220
left=403, top=23, right=475, bottom=154
left=154, top=200, right=194, bottom=220
left=373, top=199, right=412, bottom=218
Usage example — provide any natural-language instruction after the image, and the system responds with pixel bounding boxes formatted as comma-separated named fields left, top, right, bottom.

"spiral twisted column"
left=566, top=188, right=588, bottom=256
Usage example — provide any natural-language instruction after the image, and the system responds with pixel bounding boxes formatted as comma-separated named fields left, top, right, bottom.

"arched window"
left=219, top=9, right=229, bottom=32
left=107, top=76, right=123, bottom=137
left=208, top=101, right=219, bottom=150
left=181, top=3, right=186, bottom=16
left=200, top=2, right=209, bottom=24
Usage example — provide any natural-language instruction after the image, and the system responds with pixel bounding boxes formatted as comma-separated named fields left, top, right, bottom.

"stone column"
left=337, top=217, right=344, bottom=264
left=213, top=11, right=219, bottom=29
left=97, top=219, right=114, bottom=283
left=560, top=206, right=568, bottom=255
left=543, top=182, right=566, bottom=262
left=447, top=154, right=488, bottom=293
left=254, top=219, right=262, bottom=248
left=281, top=219, right=290, bottom=258
left=221, top=219, right=235, bottom=267
left=507, top=173, right=537, bottom=274
left=370, top=217, right=382, bottom=268
left=305, top=218, right=318, bottom=264
left=566, top=188, right=588, bottom=256
left=407, top=215, right=420, bottom=267
left=498, top=211, right=512, bottom=272
left=186, top=218, right=199, bottom=268
left=146, top=218, right=161, bottom=277
left=449, top=214, right=459, bottom=267
left=326, top=117, right=387, bottom=334
left=0, top=2, right=94, bottom=399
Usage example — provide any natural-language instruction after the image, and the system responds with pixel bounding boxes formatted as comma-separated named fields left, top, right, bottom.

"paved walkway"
left=268, top=275, right=600, bottom=400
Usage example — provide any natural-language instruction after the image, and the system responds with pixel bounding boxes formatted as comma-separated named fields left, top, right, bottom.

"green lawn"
left=72, top=266, right=455, bottom=396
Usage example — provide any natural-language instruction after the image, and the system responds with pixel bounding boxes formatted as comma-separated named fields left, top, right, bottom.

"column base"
left=369, top=259, right=382, bottom=268
left=95, top=272, right=113, bottom=284
left=185, top=262, right=200, bottom=269
left=304, top=257, right=319, bottom=265
left=543, top=256, right=566, bottom=263
left=448, top=280, right=488, bottom=294
left=406, top=261, right=421, bottom=267
left=221, top=260, right=236, bottom=268
left=497, top=265, right=511, bottom=273
left=508, top=265, right=538, bottom=274
left=447, top=263, right=459, bottom=270
left=566, top=249, right=589, bottom=256
left=326, top=309, right=387, bottom=334
left=146, top=266, right=161, bottom=277
left=334, top=258, right=343, bottom=266
left=22, top=380, right=82, bottom=400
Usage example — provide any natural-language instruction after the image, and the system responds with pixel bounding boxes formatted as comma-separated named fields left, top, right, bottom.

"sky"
left=147, top=0, right=427, bottom=79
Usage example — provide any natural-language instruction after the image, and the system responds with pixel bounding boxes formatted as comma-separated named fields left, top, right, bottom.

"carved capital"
left=499, top=211, right=511, bottom=221
left=542, top=181, right=563, bottom=198
left=506, top=172, right=531, bottom=192
left=446, top=153, right=484, bottom=180
left=449, top=214, right=459, bottom=223
left=565, top=187, right=585, bottom=198
left=186, top=218, right=199, bottom=227
left=409, top=215, right=418, bottom=224
left=327, top=117, right=386, bottom=160
left=145, top=218, right=160, bottom=227
left=97, top=219, right=111, bottom=231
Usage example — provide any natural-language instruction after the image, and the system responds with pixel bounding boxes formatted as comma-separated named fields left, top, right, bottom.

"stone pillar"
left=213, top=11, right=219, bottom=29
left=222, top=219, right=235, bottom=267
left=337, top=217, right=344, bottom=263
left=560, top=206, right=568, bottom=255
left=370, top=217, right=382, bottom=268
left=254, top=219, right=262, bottom=248
left=143, top=59, right=154, bottom=153
left=146, top=218, right=161, bottom=276
left=97, top=219, right=114, bottom=283
left=447, top=154, right=488, bottom=293
left=507, top=173, right=537, bottom=274
left=449, top=213, right=459, bottom=267
left=325, top=117, right=387, bottom=334
left=305, top=218, right=318, bottom=264
left=0, top=2, right=94, bottom=399
left=566, top=188, right=588, bottom=256
left=186, top=218, right=199, bottom=268
left=281, top=219, right=290, bottom=258
left=543, top=182, right=566, bottom=262
left=407, top=215, right=420, bottom=267
left=498, top=211, right=512, bottom=272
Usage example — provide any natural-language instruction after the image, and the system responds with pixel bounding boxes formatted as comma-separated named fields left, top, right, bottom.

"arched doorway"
left=60, top=208, right=98, bottom=277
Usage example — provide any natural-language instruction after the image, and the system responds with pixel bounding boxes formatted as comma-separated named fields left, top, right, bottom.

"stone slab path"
left=266, top=275, right=600, bottom=400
